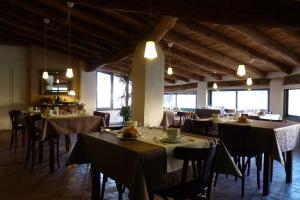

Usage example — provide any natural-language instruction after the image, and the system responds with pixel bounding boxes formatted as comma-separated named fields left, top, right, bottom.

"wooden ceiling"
left=1, top=0, right=300, bottom=84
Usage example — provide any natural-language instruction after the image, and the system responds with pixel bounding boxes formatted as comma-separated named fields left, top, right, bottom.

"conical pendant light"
left=144, top=0, right=157, bottom=60
left=213, top=82, right=218, bottom=89
left=246, top=77, right=253, bottom=86
left=66, top=2, right=74, bottom=78
left=237, top=44, right=246, bottom=77
left=42, top=18, right=50, bottom=80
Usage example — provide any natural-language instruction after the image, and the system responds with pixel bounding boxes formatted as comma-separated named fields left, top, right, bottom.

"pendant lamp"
left=144, top=0, right=157, bottom=59
left=66, top=2, right=74, bottom=78
left=42, top=18, right=50, bottom=80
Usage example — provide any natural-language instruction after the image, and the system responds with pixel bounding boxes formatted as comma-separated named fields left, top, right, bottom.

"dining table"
left=41, top=113, right=104, bottom=172
left=67, top=128, right=241, bottom=200
left=217, top=118, right=300, bottom=195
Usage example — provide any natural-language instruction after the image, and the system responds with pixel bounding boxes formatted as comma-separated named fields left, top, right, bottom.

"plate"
left=159, top=135, right=185, bottom=143
left=116, top=133, right=137, bottom=140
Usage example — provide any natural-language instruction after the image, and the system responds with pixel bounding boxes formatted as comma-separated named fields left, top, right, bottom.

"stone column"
left=131, top=41, right=164, bottom=126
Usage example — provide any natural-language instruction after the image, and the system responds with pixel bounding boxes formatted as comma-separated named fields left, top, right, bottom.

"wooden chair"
left=9, top=110, right=26, bottom=152
left=192, top=120, right=214, bottom=136
left=93, top=111, right=125, bottom=200
left=216, top=123, right=262, bottom=198
left=176, top=111, right=193, bottom=128
left=153, top=145, right=218, bottom=200
left=24, top=114, right=60, bottom=172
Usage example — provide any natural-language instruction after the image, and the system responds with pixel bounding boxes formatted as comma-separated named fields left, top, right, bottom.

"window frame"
left=164, top=92, right=197, bottom=109
left=284, top=88, right=300, bottom=121
left=96, top=71, right=130, bottom=111
left=208, top=88, right=270, bottom=111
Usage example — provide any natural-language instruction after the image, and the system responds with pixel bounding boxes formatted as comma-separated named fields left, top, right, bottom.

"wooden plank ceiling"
left=1, top=0, right=300, bottom=84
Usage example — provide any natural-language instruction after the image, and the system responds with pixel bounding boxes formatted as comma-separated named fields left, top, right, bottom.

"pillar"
left=131, top=41, right=164, bottom=126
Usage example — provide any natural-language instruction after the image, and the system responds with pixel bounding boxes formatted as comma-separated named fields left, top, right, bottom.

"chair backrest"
left=9, top=110, right=23, bottom=128
left=93, top=111, right=110, bottom=127
left=173, top=144, right=218, bottom=198
left=161, top=111, right=175, bottom=128
left=218, top=123, right=253, bottom=155
left=24, top=114, right=42, bottom=139
left=177, top=112, right=193, bottom=128
left=192, top=120, right=213, bottom=135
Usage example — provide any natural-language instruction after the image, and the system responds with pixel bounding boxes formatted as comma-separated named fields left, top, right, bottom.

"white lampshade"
left=167, top=67, right=173, bottom=75
left=68, top=90, right=76, bottom=96
left=66, top=68, right=73, bottom=78
left=56, top=79, right=60, bottom=84
left=237, top=64, right=246, bottom=77
left=213, top=82, right=218, bottom=89
left=246, top=77, right=253, bottom=86
left=42, top=71, right=49, bottom=79
left=144, top=41, right=157, bottom=59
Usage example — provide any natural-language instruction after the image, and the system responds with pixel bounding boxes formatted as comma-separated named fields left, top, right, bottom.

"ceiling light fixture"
left=144, top=0, right=157, bottom=60
left=237, top=44, right=246, bottom=77
left=167, top=42, right=173, bottom=75
left=66, top=2, right=74, bottom=78
left=42, top=18, right=50, bottom=80
left=213, top=82, right=218, bottom=90
left=246, top=77, right=253, bottom=86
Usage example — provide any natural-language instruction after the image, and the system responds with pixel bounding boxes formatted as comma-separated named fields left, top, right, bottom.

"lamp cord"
left=44, top=23, right=47, bottom=71
left=149, top=0, right=152, bottom=35
left=68, top=7, right=71, bottom=67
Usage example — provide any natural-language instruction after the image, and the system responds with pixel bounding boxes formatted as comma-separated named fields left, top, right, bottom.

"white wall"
left=0, top=45, right=29, bottom=130
left=80, top=70, right=97, bottom=115
left=269, top=78, right=284, bottom=116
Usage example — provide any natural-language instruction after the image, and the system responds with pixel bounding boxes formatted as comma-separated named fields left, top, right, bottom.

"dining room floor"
left=0, top=130, right=300, bottom=200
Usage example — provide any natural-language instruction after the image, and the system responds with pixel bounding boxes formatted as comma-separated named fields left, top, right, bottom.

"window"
left=237, top=90, right=268, bottom=111
left=211, top=91, right=236, bottom=109
left=163, top=93, right=196, bottom=109
left=209, top=89, right=269, bottom=111
left=285, top=89, right=300, bottom=118
left=97, top=72, right=131, bottom=109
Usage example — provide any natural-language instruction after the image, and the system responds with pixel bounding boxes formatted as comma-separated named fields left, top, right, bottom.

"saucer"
left=160, top=135, right=185, bottom=143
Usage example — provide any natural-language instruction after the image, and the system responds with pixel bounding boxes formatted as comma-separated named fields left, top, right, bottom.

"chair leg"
left=21, top=129, right=26, bottom=146
left=56, top=137, right=60, bottom=168
left=213, top=173, right=219, bottom=187
left=247, top=157, right=251, bottom=176
left=256, top=155, right=261, bottom=189
left=31, top=142, right=37, bottom=172
left=14, top=130, right=18, bottom=152
left=10, top=129, right=14, bottom=150
left=241, top=156, right=245, bottom=198
left=116, top=181, right=125, bottom=200
left=270, top=160, right=273, bottom=182
left=38, top=142, right=44, bottom=163
left=25, top=135, right=32, bottom=167
left=100, top=175, right=108, bottom=200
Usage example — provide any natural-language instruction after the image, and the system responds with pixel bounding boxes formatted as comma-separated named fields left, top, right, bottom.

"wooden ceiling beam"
left=86, top=16, right=178, bottom=72
left=0, top=9, right=112, bottom=55
left=207, top=78, right=270, bottom=87
left=7, top=0, right=122, bottom=47
left=0, top=31, right=89, bottom=61
left=35, top=0, right=134, bottom=41
left=165, top=83, right=198, bottom=92
left=230, top=25, right=300, bottom=67
left=0, top=16, right=103, bottom=59
left=166, top=74, right=189, bottom=82
left=168, top=65, right=205, bottom=81
left=165, top=32, right=266, bottom=78
left=70, top=0, right=300, bottom=28
left=179, top=22, right=293, bottom=74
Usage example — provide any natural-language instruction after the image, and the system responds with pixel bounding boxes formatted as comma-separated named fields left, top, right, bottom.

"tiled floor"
left=1, top=130, right=300, bottom=200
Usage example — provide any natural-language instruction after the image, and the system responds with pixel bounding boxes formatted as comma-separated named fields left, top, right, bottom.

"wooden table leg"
left=286, top=150, right=293, bottom=183
left=263, top=153, right=272, bottom=196
left=49, top=138, right=55, bottom=173
left=91, top=165, right=101, bottom=200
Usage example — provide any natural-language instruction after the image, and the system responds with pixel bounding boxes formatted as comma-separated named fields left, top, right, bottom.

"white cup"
left=166, top=128, right=180, bottom=140
left=125, top=121, right=138, bottom=127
